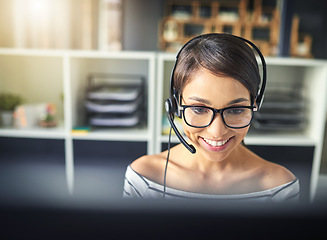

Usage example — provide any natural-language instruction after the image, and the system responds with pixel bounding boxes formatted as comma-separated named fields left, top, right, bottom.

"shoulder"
left=130, top=152, right=168, bottom=184
left=258, top=160, right=299, bottom=201
left=124, top=154, right=166, bottom=198
left=258, top=159, right=297, bottom=190
left=131, top=144, right=189, bottom=183
left=241, top=146, right=296, bottom=189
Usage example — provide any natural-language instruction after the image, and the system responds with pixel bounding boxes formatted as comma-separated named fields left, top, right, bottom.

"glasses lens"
left=184, top=106, right=213, bottom=127
left=223, top=107, right=253, bottom=128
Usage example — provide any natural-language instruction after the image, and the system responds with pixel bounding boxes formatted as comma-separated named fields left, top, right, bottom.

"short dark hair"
left=174, top=34, right=261, bottom=102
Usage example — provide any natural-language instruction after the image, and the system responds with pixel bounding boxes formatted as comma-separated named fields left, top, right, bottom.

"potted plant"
left=39, top=103, right=57, bottom=128
left=0, top=93, right=24, bottom=127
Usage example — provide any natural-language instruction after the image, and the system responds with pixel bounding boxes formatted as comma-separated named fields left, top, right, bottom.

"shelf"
left=160, top=132, right=315, bottom=147
left=0, top=127, right=66, bottom=139
left=71, top=128, right=150, bottom=142
left=244, top=132, right=315, bottom=146
left=0, top=48, right=66, bottom=56
left=0, top=48, right=154, bottom=59
left=68, top=50, right=155, bottom=59
left=0, top=126, right=150, bottom=141
left=265, top=57, right=327, bottom=66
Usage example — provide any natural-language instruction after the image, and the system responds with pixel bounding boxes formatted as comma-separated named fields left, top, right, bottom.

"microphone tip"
left=190, top=145, right=196, bottom=154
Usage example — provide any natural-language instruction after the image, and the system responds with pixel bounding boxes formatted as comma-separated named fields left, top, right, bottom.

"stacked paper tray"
left=252, top=90, right=306, bottom=131
left=85, top=74, right=145, bottom=127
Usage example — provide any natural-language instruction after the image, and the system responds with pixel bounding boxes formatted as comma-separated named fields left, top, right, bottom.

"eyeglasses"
left=180, top=105, right=257, bottom=129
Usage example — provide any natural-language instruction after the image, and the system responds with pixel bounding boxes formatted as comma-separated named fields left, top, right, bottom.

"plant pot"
left=1, top=111, right=13, bottom=127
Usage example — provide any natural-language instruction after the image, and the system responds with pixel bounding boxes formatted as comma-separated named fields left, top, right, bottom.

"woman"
left=123, top=33, right=299, bottom=201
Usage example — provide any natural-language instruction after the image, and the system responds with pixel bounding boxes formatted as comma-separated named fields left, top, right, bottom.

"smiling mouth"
left=202, top=137, right=232, bottom=147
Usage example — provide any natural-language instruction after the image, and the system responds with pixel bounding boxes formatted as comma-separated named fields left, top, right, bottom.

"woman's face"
left=181, top=68, right=252, bottom=162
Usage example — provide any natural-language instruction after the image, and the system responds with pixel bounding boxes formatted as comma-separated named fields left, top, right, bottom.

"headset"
left=164, top=33, right=267, bottom=155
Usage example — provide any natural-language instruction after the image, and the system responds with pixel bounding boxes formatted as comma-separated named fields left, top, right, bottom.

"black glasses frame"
left=180, top=105, right=257, bottom=129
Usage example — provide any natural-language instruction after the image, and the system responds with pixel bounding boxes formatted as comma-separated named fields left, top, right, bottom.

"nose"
left=206, top=114, right=228, bottom=137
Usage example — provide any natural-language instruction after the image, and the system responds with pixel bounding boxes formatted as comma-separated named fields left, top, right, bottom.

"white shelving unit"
left=156, top=53, right=327, bottom=201
left=1, top=48, right=327, bottom=201
left=0, top=49, right=156, bottom=194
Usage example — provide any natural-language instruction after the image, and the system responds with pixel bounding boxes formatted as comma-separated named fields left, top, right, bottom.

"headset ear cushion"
left=172, top=95, right=179, bottom=117
left=165, top=99, right=172, bottom=114
left=172, top=91, right=183, bottom=118
left=165, top=98, right=182, bottom=118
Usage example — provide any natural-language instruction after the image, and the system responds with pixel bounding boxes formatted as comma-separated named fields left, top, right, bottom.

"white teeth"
left=203, top=138, right=229, bottom=147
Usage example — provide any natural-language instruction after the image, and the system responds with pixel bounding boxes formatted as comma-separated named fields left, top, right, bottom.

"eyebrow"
left=187, top=96, right=249, bottom=106
left=187, top=96, right=211, bottom=105
left=228, top=98, right=250, bottom=105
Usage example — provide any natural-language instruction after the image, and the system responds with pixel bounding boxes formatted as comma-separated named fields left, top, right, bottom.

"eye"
left=190, top=106, right=210, bottom=115
left=225, top=108, right=245, bottom=115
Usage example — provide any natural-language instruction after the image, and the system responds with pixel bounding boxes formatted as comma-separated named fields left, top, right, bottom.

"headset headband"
left=169, top=33, right=267, bottom=112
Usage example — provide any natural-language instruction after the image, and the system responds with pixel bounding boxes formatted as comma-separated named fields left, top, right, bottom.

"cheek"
left=233, top=127, right=250, bottom=141
left=183, top=120, right=250, bottom=133
left=182, top=122, right=202, bottom=138
left=183, top=123, right=250, bottom=141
